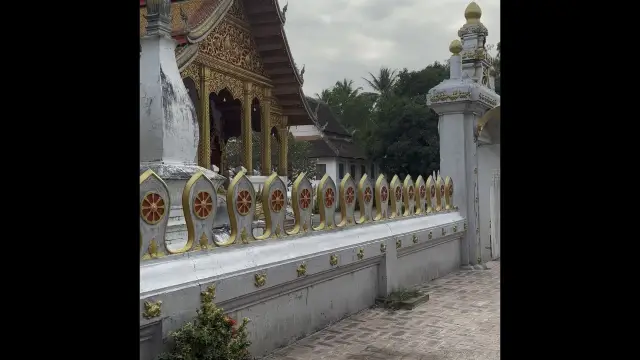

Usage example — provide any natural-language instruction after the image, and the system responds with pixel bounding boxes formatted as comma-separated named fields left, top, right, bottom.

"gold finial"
left=464, top=2, right=482, bottom=23
left=449, top=39, right=462, bottom=55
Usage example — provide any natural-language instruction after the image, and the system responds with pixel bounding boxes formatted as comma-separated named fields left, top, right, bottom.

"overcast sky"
left=280, top=0, right=500, bottom=96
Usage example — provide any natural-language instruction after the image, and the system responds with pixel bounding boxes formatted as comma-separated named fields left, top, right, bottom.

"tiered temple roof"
left=305, top=97, right=367, bottom=160
left=140, top=0, right=316, bottom=126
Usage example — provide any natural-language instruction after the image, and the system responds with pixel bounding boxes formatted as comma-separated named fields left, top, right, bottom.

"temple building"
left=140, top=0, right=317, bottom=181
left=290, top=97, right=381, bottom=187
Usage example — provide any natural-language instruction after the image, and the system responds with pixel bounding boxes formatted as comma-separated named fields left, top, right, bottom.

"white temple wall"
left=478, top=144, right=500, bottom=262
left=140, top=213, right=465, bottom=359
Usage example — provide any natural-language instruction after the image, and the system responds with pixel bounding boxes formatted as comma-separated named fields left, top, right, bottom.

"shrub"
left=157, top=293, right=251, bottom=360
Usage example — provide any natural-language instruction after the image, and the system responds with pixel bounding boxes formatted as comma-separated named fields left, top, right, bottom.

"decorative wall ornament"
left=429, top=90, right=471, bottom=103
left=425, top=175, right=435, bottom=214
left=330, top=254, right=338, bottom=266
left=200, top=20, right=266, bottom=76
left=206, top=70, right=244, bottom=100
left=289, top=173, right=313, bottom=235
left=254, top=272, right=267, bottom=287
left=181, top=172, right=217, bottom=252
left=390, top=175, right=403, bottom=218
left=313, top=174, right=337, bottom=230
left=374, top=174, right=390, bottom=221
left=227, top=0, right=249, bottom=22
left=412, top=234, right=419, bottom=244
left=428, top=231, right=433, bottom=240
left=444, top=176, right=454, bottom=211
left=296, top=262, right=307, bottom=277
left=338, top=173, right=357, bottom=227
left=415, top=175, right=427, bottom=215
left=403, top=175, right=416, bottom=216
left=380, top=243, right=387, bottom=253
left=357, top=248, right=365, bottom=260
left=140, top=169, right=171, bottom=261
left=180, top=61, right=201, bottom=87
left=435, top=175, right=445, bottom=212
left=396, top=238, right=402, bottom=249
left=143, top=300, right=163, bottom=319
left=226, top=168, right=256, bottom=245
left=255, top=172, right=288, bottom=240
left=200, top=284, right=216, bottom=303
left=357, top=174, right=374, bottom=223
left=453, top=225, right=458, bottom=233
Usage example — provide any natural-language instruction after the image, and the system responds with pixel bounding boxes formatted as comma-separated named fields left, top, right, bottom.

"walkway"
left=263, top=261, right=500, bottom=360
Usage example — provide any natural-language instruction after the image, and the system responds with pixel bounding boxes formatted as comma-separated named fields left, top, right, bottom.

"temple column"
left=278, top=116, right=288, bottom=176
left=243, top=82, right=253, bottom=173
left=261, top=88, right=272, bottom=175
left=199, top=65, right=211, bottom=169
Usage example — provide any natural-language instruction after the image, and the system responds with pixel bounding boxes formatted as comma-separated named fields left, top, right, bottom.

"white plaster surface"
left=140, top=213, right=463, bottom=297
left=140, top=35, right=198, bottom=165
left=478, top=144, right=500, bottom=262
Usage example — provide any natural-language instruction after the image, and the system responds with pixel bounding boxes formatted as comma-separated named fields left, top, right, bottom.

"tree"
left=394, top=62, right=449, bottom=102
left=367, top=93, right=440, bottom=179
left=363, top=67, right=398, bottom=96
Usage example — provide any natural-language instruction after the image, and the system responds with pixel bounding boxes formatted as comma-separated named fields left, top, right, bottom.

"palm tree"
left=331, top=79, right=362, bottom=117
left=314, top=89, right=332, bottom=103
left=362, top=67, right=397, bottom=95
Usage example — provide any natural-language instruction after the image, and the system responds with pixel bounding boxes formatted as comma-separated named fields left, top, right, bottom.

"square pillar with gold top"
left=278, top=116, right=289, bottom=177
left=261, top=88, right=272, bottom=176
left=199, top=65, right=211, bottom=170
left=242, top=82, right=253, bottom=174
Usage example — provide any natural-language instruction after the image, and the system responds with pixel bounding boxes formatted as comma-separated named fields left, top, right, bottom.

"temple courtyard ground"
left=263, top=261, right=500, bottom=360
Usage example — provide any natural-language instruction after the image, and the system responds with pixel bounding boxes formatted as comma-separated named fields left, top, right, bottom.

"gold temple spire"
left=464, top=2, right=482, bottom=24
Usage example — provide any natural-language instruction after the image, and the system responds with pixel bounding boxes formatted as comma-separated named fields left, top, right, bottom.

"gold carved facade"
left=179, top=1, right=286, bottom=176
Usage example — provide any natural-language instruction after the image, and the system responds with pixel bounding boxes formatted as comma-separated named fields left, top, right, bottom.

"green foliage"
left=367, top=93, right=440, bottom=179
left=157, top=299, right=251, bottom=360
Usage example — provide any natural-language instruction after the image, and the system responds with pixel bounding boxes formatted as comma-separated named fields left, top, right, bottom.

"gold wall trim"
left=196, top=54, right=274, bottom=89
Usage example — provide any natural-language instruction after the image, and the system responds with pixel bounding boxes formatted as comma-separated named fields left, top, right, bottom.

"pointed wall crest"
left=374, top=174, right=390, bottom=221
left=289, top=173, right=313, bottom=235
left=435, top=175, right=445, bottom=212
left=357, top=174, right=374, bottom=224
left=415, top=175, right=426, bottom=215
left=226, top=169, right=256, bottom=245
left=402, top=175, right=416, bottom=217
left=256, top=172, right=288, bottom=239
left=425, top=175, right=436, bottom=214
left=313, top=174, right=337, bottom=230
left=181, top=171, right=217, bottom=252
left=338, top=173, right=357, bottom=227
left=140, top=169, right=171, bottom=260
left=390, top=175, right=403, bottom=218
left=444, top=176, right=455, bottom=210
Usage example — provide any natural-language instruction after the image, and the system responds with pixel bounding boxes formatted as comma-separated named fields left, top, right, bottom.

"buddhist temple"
left=140, top=0, right=317, bottom=180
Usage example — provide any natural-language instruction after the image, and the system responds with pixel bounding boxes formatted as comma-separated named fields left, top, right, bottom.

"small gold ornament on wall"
left=296, top=263, right=307, bottom=277
left=254, top=272, right=267, bottom=287
left=357, top=248, right=364, bottom=260
left=143, top=300, right=162, bottom=319
left=330, top=254, right=338, bottom=266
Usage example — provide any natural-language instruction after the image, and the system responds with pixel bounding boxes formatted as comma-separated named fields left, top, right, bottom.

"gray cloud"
left=280, top=0, right=500, bottom=96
